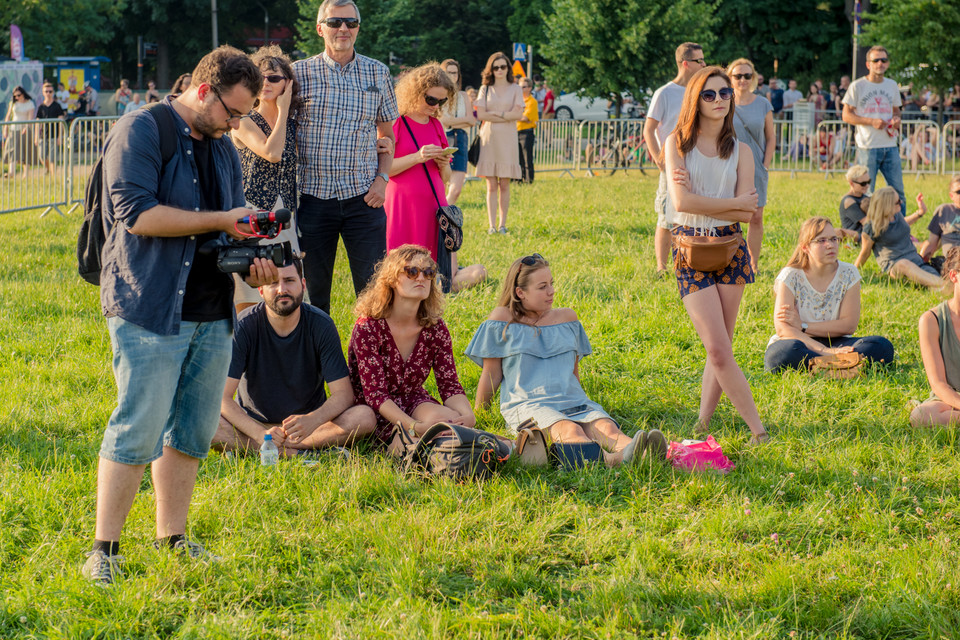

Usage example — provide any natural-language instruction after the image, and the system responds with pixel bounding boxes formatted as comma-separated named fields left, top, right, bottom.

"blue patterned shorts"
left=672, top=223, right=754, bottom=298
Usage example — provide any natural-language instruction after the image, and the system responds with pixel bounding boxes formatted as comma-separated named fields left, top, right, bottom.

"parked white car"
left=553, top=92, right=643, bottom=120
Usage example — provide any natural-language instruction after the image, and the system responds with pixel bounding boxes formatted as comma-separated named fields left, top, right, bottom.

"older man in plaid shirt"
left=294, top=0, right=398, bottom=314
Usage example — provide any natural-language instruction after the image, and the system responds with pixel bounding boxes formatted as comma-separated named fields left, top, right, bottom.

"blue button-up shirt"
left=293, top=51, right=399, bottom=200
left=99, top=98, right=245, bottom=336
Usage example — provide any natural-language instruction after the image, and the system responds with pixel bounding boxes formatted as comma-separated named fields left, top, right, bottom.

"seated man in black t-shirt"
left=213, top=256, right=376, bottom=456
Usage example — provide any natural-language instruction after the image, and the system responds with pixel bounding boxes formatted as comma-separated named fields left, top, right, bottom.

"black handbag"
left=467, top=134, right=481, bottom=166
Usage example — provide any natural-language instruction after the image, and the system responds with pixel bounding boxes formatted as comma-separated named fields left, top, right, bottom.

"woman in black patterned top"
left=232, top=45, right=303, bottom=311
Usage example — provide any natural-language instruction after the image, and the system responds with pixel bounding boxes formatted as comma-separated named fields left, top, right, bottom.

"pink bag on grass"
left=666, top=436, right=735, bottom=474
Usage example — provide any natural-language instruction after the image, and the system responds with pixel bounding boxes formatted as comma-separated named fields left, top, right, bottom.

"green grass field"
left=3, top=171, right=960, bottom=639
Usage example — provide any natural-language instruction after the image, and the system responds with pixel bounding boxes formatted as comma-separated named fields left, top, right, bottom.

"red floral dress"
left=348, top=317, right=466, bottom=442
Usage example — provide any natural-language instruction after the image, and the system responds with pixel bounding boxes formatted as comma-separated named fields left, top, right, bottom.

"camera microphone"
left=240, top=208, right=291, bottom=227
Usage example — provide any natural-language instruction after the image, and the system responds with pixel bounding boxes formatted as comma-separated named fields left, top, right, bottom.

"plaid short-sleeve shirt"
left=293, top=51, right=399, bottom=200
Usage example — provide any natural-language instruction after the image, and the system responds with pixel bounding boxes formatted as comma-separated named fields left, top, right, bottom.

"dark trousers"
left=518, top=130, right=535, bottom=183
left=764, top=335, right=894, bottom=373
left=297, top=193, right=386, bottom=314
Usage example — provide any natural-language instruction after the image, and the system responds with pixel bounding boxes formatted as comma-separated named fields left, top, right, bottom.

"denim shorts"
left=672, top=223, right=754, bottom=298
left=99, top=316, right=233, bottom=465
left=446, top=128, right=468, bottom=173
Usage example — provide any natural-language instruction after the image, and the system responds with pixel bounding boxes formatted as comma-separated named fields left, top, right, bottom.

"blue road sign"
left=513, top=43, right=527, bottom=62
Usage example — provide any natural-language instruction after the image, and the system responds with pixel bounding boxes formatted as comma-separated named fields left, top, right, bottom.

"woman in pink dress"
left=386, top=62, right=485, bottom=292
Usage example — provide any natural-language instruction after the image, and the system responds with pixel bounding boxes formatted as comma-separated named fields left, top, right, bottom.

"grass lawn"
left=2, top=170, right=960, bottom=639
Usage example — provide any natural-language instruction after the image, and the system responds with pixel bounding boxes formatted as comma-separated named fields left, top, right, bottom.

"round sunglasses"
left=403, top=265, right=437, bottom=280
left=700, top=87, right=734, bottom=102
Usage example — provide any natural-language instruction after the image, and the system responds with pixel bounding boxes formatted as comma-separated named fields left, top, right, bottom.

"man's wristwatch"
left=801, top=322, right=809, bottom=333
left=376, top=172, right=389, bottom=184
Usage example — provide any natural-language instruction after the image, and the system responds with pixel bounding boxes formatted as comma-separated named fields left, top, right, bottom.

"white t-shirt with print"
left=768, top=262, right=861, bottom=344
left=841, top=76, right=902, bottom=150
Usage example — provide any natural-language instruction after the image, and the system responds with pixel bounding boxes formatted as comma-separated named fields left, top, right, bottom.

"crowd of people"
left=74, top=0, right=960, bottom=588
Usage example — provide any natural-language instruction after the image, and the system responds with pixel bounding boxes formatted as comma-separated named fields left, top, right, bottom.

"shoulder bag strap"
left=400, top=115, right=444, bottom=210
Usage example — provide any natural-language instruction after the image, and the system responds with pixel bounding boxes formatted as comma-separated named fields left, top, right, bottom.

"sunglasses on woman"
left=263, top=74, right=286, bottom=84
left=403, top=265, right=437, bottom=280
left=520, top=253, right=544, bottom=266
left=853, top=179, right=871, bottom=186
left=492, top=64, right=508, bottom=71
left=424, top=95, right=448, bottom=107
left=731, top=73, right=753, bottom=81
left=700, top=88, right=734, bottom=102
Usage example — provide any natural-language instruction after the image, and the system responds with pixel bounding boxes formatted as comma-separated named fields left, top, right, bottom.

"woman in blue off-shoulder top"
left=465, top=253, right=666, bottom=466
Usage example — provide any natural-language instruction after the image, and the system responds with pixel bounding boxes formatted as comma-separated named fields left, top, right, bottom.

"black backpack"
left=77, top=103, right=178, bottom=285
left=390, top=422, right=511, bottom=481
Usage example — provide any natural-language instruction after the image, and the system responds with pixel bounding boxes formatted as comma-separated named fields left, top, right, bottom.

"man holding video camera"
left=84, top=46, right=279, bottom=585
left=212, top=255, right=376, bottom=456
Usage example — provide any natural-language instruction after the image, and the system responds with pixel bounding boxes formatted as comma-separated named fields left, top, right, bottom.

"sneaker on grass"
left=82, top=549, right=124, bottom=585
left=154, top=538, right=221, bottom=563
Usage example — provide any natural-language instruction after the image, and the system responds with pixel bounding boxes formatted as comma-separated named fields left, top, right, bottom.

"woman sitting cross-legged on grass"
left=764, top=216, right=894, bottom=372
left=465, top=253, right=667, bottom=466
left=348, top=245, right=475, bottom=445
left=911, top=248, right=960, bottom=428
left=854, top=186, right=947, bottom=292
left=663, top=66, right=768, bottom=445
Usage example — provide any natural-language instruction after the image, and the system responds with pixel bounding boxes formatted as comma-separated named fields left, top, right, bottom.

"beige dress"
left=476, top=84, right=522, bottom=179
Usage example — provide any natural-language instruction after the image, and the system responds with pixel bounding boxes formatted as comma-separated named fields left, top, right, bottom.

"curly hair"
left=725, top=58, right=758, bottom=92
left=191, top=45, right=262, bottom=99
left=481, top=52, right=514, bottom=86
left=496, top=254, right=551, bottom=337
left=786, top=217, right=834, bottom=271
left=395, top=62, right=455, bottom=117
left=251, top=45, right=303, bottom=115
left=865, top=186, right=900, bottom=235
left=945, top=246, right=960, bottom=276
left=672, top=66, right=737, bottom=161
left=354, top=245, right=445, bottom=327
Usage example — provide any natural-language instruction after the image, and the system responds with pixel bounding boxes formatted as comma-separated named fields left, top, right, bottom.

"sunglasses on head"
left=321, top=16, right=360, bottom=29
left=731, top=73, right=753, bottom=81
left=424, top=95, right=447, bottom=107
left=520, top=253, right=544, bottom=267
left=492, top=64, right=508, bottom=71
left=700, top=87, right=734, bottom=102
left=263, top=74, right=286, bottom=83
left=403, top=265, right=436, bottom=280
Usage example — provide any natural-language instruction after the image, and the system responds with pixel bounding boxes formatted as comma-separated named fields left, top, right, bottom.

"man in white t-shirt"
left=643, top=42, right=705, bottom=275
left=842, top=45, right=905, bottom=216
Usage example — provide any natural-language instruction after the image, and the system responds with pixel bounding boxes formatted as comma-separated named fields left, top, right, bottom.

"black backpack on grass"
left=390, top=422, right=511, bottom=481
left=77, top=103, right=178, bottom=285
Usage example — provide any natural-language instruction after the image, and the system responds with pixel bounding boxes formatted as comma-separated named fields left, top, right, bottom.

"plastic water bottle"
left=260, top=434, right=279, bottom=466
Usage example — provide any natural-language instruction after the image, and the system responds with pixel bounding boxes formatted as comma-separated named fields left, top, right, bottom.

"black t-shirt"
left=839, top=193, right=868, bottom=235
left=35, top=102, right=64, bottom=138
left=228, top=303, right=350, bottom=423
left=181, top=135, right=233, bottom=322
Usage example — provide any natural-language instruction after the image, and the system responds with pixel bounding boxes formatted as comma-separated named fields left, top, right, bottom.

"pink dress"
left=385, top=116, right=448, bottom=261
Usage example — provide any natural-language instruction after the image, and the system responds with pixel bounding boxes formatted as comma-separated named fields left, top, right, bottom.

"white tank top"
left=674, top=143, right=740, bottom=230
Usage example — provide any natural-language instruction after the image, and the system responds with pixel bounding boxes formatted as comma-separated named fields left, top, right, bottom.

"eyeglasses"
left=731, top=73, right=753, bottom=81
left=700, top=88, right=734, bottom=102
left=492, top=64, right=508, bottom=71
left=810, top=236, right=842, bottom=245
left=320, top=16, right=360, bottom=29
left=424, top=95, right=448, bottom=107
left=263, top=74, right=286, bottom=84
left=212, top=87, right=253, bottom=125
left=403, top=265, right=436, bottom=280
left=684, top=58, right=706, bottom=66
left=869, top=57, right=889, bottom=64
left=853, top=179, right=871, bottom=186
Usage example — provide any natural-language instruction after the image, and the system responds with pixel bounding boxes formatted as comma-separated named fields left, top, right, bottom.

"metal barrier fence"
left=8, top=114, right=960, bottom=217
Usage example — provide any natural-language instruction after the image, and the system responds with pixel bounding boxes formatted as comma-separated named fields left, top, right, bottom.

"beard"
left=266, top=291, right=303, bottom=317
left=193, top=110, right=230, bottom=139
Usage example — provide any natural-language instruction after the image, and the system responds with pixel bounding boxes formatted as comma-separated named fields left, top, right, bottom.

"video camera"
left=200, top=208, right=294, bottom=274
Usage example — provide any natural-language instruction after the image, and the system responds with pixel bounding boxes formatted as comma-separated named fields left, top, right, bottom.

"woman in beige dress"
left=475, top=52, right=523, bottom=234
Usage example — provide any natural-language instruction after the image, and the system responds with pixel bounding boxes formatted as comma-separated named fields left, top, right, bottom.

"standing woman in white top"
left=764, top=216, right=894, bottom=372
left=439, top=58, right=475, bottom=206
left=664, top=66, right=767, bottom=444
left=3, top=86, right=36, bottom=177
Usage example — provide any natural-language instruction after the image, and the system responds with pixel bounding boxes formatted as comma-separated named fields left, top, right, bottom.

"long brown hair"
left=496, top=254, right=550, bottom=336
left=673, top=66, right=737, bottom=160
left=786, top=216, right=833, bottom=271
left=865, top=186, right=900, bottom=235
left=354, top=245, right=445, bottom=327
left=481, top=52, right=514, bottom=86
left=440, top=58, right=462, bottom=91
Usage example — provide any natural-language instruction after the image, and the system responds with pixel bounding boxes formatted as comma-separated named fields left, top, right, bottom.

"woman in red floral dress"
left=348, top=245, right=476, bottom=443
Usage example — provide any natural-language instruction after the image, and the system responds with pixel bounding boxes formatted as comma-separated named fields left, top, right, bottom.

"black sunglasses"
left=424, top=95, right=448, bottom=107
left=853, top=179, right=871, bottom=186
left=700, top=87, right=734, bottom=102
left=263, top=74, right=286, bottom=84
left=492, top=64, right=509, bottom=71
left=321, top=16, right=360, bottom=29
left=870, top=57, right=889, bottom=64
left=403, top=265, right=436, bottom=280
left=731, top=73, right=753, bottom=81
left=520, top=253, right=544, bottom=267
left=684, top=58, right=706, bottom=65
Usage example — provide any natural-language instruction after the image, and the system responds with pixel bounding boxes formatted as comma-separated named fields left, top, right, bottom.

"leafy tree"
left=541, top=0, right=716, bottom=111
left=1, top=0, right=125, bottom=62
left=862, top=0, right=960, bottom=124
left=507, top=0, right=553, bottom=73
left=712, top=0, right=851, bottom=86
